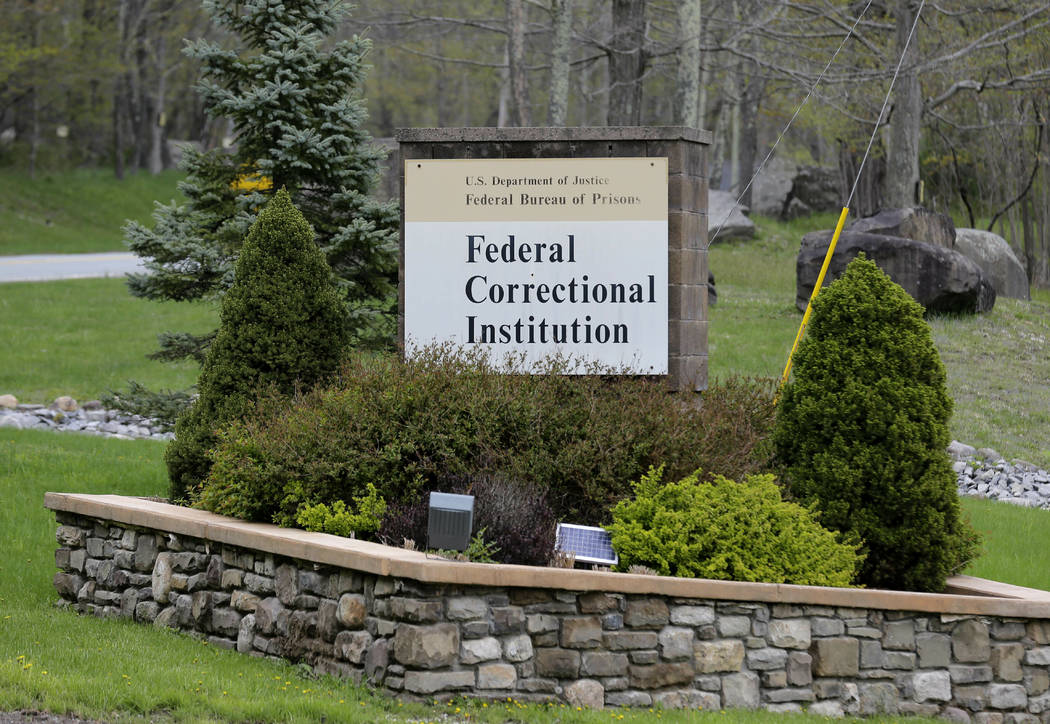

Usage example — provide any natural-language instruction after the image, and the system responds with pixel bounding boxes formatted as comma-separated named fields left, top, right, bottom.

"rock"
left=709, top=190, right=756, bottom=241
left=562, top=616, right=603, bottom=647
left=392, top=623, right=459, bottom=668
left=954, top=620, right=991, bottom=662
left=811, top=637, right=859, bottom=677
left=152, top=552, right=174, bottom=604
left=796, top=229, right=996, bottom=314
left=809, top=700, right=845, bottom=718
left=911, top=670, right=952, bottom=703
left=988, top=684, right=1027, bottom=710
left=670, top=604, right=715, bottom=626
left=629, top=661, right=695, bottom=689
left=477, top=663, right=517, bottom=690
left=402, top=670, right=474, bottom=695
left=954, top=229, right=1029, bottom=300
left=336, top=593, right=366, bottom=628
left=52, top=396, right=78, bottom=412
left=751, top=155, right=799, bottom=216
left=655, top=689, right=721, bottom=710
left=503, top=633, right=533, bottom=662
left=694, top=639, right=745, bottom=673
left=950, top=441, right=979, bottom=459
left=717, top=615, right=751, bottom=637
left=658, top=627, right=694, bottom=661
left=581, top=651, right=629, bottom=677
left=723, top=671, right=761, bottom=709
left=460, top=637, right=501, bottom=664
left=335, top=630, right=373, bottom=664
left=784, top=166, right=841, bottom=218
left=747, top=647, right=789, bottom=670
left=564, top=679, right=604, bottom=709
left=849, top=207, right=957, bottom=248
left=534, top=647, right=580, bottom=678
left=624, top=598, right=669, bottom=628
left=237, top=613, right=256, bottom=653
left=769, top=619, right=811, bottom=649
left=0, top=394, right=17, bottom=408
left=446, top=596, right=488, bottom=620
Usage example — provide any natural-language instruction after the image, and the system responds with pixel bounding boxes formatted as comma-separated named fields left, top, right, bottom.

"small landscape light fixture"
left=427, top=492, right=474, bottom=551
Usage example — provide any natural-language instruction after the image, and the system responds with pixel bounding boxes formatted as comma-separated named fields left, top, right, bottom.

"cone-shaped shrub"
left=166, top=189, right=350, bottom=501
left=773, top=255, right=978, bottom=591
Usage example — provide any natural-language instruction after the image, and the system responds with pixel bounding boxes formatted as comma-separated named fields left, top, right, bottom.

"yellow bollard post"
left=777, top=205, right=850, bottom=399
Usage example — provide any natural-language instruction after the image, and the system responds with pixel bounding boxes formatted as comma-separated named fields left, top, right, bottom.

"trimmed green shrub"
left=607, top=466, right=860, bottom=586
left=167, top=189, right=350, bottom=502
left=773, top=255, right=979, bottom=592
left=196, top=346, right=776, bottom=527
left=294, top=484, right=386, bottom=540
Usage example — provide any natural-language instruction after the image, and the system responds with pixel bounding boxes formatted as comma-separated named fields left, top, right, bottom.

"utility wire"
left=709, top=0, right=874, bottom=244
left=777, top=0, right=928, bottom=395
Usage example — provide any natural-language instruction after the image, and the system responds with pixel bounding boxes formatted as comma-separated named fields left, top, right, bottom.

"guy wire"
left=847, top=0, right=927, bottom=209
left=709, top=0, right=874, bottom=245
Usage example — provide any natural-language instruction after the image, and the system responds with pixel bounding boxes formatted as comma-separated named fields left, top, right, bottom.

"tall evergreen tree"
left=121, top=0, right=396, bottom=419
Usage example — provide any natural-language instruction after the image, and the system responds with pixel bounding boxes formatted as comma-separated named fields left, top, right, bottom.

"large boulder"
left=783, top=166, right=840, bottom=220
left=752, top=160, right=841, bottom=219
left=708, top=190, right=755, bottom=241
left=796, top=230, right=995, bottom=314
left=848, top=207, right=956, bottom=249
left=751, top=156, right=798, bottom=216
left=953, top=228, right=1030, bottom=300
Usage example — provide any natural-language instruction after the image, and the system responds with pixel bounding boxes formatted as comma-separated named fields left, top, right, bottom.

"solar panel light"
left=427, top=492, right=474, bottom=551
left=555, top=523, right=618, bottom=567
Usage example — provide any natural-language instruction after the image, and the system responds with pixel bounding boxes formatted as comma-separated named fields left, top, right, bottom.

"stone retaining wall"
left=47, top=494, right=1050, bottom=719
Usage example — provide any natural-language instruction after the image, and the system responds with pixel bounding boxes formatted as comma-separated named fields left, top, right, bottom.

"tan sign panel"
left=405, top=157, right=668, bottom=223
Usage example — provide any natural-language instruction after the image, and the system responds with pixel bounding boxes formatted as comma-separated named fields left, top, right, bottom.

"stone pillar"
left=396, top=127, right=711, bottom=392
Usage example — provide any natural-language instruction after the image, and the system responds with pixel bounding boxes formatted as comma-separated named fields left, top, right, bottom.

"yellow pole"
left=777, top=205, right=850, bottom=397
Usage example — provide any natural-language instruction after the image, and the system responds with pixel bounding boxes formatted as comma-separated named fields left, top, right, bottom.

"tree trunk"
left=884, top=0, right=922, bottom=209
left=506, top=0, right=530, bottom=127
left=674, top=0, right=700, bottom=127
left=607, top=0, right=646, bottom=126
left=148, top=34, right=166, bottom=174
left=547, top=0, right=572, bottom=126
left=738, top=78, right=762, bottom=207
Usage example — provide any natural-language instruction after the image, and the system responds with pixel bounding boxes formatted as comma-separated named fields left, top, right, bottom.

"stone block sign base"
left=397, top=127, right=711, bottom=392
left=46, top=494, right=1050, bottom=717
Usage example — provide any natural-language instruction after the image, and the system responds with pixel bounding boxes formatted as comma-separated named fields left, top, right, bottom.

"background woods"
left=1, top=0, right=1048, bottom=286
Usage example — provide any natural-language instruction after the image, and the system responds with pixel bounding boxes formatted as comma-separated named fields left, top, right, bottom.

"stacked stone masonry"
left=52, top=510, right=1050, bottom=718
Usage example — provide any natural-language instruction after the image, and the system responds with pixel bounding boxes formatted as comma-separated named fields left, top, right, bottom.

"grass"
left=0, top=168, right=184, bottom=256
left=709, top=214, right=1050, bottom=469
left=960, top=496, right=1050, bottom=591
left=0, top=278, right=217, bottom=404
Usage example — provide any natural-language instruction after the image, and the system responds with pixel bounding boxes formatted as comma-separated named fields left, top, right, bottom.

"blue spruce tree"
left=119, top=0, right=396, bottom=422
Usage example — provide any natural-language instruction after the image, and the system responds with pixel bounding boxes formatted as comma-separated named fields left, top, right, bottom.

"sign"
left=403, top=157, right=668, bottom=373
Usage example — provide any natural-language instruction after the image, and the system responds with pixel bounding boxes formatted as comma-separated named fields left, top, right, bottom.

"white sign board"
left=404, top=157, right=668, bottom=373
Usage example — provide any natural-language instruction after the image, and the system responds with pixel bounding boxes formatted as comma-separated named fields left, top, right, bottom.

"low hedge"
left=608, top=466, right=861, bottom=586
left=193, top=347, right=776, bottom=528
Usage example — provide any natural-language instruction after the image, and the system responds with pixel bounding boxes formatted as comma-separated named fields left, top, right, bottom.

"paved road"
left=0, top=252, right=145, bottom=283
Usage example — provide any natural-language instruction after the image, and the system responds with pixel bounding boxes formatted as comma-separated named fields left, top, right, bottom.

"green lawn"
left=709, top=215, right=1050, bottom=469
left=0, top=278, right=216, bottom=404
left=0, top=168, right=184, bottom=256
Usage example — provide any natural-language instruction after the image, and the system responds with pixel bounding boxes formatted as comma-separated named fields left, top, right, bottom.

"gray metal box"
left=427, top=492, right=474, bottom=551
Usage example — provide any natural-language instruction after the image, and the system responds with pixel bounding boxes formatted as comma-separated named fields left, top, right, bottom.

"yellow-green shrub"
left=607, top=466, right=861, bottom=586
